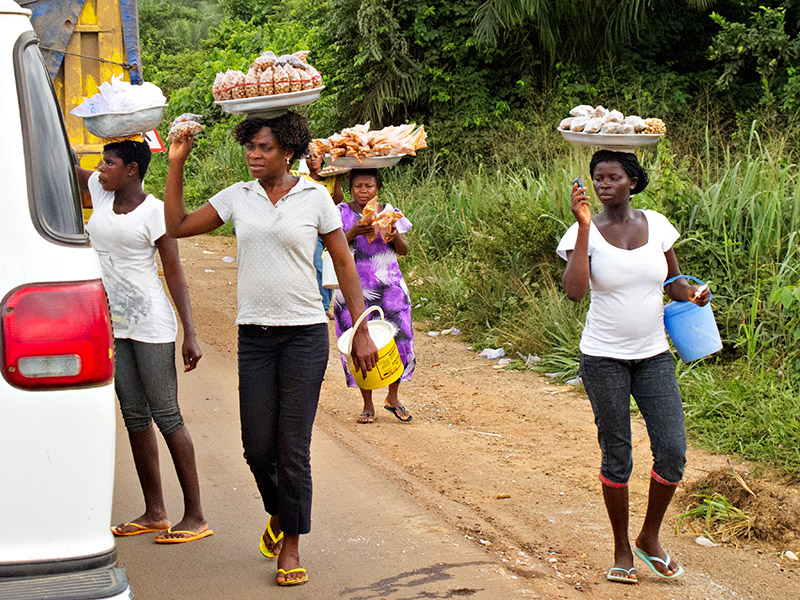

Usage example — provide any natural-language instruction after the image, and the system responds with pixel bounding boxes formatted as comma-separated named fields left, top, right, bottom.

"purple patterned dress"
left=334, top=202, right=415, bottom=387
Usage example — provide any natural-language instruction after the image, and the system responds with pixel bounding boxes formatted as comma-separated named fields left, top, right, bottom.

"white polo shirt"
left=209, top=175, right=341, bottom=326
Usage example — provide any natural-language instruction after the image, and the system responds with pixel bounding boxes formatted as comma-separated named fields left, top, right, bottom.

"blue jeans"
left=114, top=339, right=183, bottom=435
left=579, top=351, right=686, bottom=487
left=314, top=237, right=332, bottom=312
left=237, top=323, right=329, bottom=536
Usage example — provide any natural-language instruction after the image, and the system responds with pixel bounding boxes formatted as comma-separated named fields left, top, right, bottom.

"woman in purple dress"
left=333, top=169, right=415, bottom=423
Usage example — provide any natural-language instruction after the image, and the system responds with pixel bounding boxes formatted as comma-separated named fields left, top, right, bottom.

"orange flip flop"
left=111, top=521, right=170, bottom=536
left=154, top=525, right=214, bottom=544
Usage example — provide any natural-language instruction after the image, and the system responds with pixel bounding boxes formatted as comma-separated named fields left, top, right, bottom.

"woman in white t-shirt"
left=163, top=112, right=378, bottom=587
left=558, top=150, right=710, bottom=585
left=76, top=140, right=210, bottom=543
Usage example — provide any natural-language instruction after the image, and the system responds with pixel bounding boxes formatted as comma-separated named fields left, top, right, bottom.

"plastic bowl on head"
left=82, top=105, right=165, bottom=138
left=337, top=305, right=403, bottom=390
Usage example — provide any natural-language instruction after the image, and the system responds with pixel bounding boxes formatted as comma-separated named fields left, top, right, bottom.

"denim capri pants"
left=579, top=350, right=686, bottom=487
left=114, top=338, right=184, bottom=435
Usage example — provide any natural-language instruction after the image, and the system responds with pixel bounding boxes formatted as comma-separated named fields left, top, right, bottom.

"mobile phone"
left=572, top=176, right=583, bottom=189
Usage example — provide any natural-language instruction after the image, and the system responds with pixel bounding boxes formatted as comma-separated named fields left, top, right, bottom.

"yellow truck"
left=14, top=0, right=142, bottom=172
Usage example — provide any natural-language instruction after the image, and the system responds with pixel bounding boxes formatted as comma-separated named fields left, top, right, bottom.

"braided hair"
left=589, top=150, right=648, bottom=195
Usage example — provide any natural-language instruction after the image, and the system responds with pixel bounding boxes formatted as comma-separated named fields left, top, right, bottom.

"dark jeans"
left=114, top=338, right=183, bottom=435
left=238, top=323, right=329, bottom=536
left=579, top=351, right=686, bottom=487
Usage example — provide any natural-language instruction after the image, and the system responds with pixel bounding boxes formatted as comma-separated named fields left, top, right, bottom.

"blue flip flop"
left=633, top=547, right=684, bottom=579
left=606, top=566, right=637, bottom=584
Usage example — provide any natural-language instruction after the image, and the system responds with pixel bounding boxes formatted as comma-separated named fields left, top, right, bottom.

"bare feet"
left=112, top=513, right=170, bottom=536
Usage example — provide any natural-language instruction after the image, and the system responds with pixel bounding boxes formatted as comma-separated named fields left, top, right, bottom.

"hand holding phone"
left=572, top=176, right=583, bottom=189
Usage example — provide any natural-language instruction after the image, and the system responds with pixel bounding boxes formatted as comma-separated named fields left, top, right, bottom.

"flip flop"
left=260, top=519, right=284, bottom=558
left=111, top=521, right=170, bottom=536
left=606, top=566, right=637, bottom=584
left=383, top=405, right=412, bottom=422
left=356, top=412, right=375, bottom=424
left=633, top=547, right=683, bottom=579
left=154, top=525, right=213, bottom=544
left=276, top=567, right=308, bottom=586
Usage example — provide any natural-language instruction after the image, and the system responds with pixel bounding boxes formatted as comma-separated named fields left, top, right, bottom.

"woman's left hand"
left=182, top=333, right=203, bottom=372
left=689, top=284, right=710, bottom=307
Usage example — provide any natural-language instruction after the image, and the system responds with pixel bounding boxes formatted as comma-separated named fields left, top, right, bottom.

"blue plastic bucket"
left=663, top=276, right=722, bottom=362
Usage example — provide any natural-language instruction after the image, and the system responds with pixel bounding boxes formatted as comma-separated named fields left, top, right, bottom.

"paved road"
left=111, top=335, right=534, bottom=599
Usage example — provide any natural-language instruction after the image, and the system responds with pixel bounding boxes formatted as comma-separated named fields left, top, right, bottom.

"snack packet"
left=167, top=120, right=204, bottom=142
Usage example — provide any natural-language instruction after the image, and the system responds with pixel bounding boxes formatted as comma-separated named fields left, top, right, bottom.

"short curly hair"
left=103, top=140, right=151, bottom=180
left=348, top=168, right=382, bottom=191
left=233, top=112, right=311, bottom=162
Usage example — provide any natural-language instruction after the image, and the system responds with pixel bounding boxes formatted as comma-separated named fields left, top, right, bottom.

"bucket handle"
left=663, top=275, right=712, bottom=300
left=345, top=305, right=385, bottom=355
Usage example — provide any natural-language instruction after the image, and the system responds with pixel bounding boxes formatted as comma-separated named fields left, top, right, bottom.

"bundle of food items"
left=559, top=105, right=666, bottom=135
left=212, top=51, right=322, bottom=101
left=71, top=75, right=166, bottom=138
left=359, top=198, right=408, bottom=243
left=167, top=113, right=204, bottom=142
left=310, top=122, right=427, bottom=162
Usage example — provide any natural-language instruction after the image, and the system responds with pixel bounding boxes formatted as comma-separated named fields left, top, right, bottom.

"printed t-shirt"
left=556, top=209, right=680, bottom=360
left=86, top=171, right=177, bottom=343
left=209, top=175, right=342, bottom=326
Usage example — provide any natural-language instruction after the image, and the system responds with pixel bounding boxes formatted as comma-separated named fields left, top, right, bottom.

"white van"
left=0, top=1, right=130, bottom=598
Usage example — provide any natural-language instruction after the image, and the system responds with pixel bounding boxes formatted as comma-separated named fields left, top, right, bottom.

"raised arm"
left=320, top=227, right=378, bottom=374
left=155, top=234, right=202, bottom=371
left=562, top=182, right=592, bottom=301
left=164, top=133, right=225, bottom=238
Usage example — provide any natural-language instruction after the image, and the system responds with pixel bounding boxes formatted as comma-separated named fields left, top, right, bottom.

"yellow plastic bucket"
left=337, top=306, right=403, bottom=390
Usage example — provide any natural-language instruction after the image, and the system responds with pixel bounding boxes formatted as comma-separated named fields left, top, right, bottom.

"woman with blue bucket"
left=557, top=150, right=712, bottom=585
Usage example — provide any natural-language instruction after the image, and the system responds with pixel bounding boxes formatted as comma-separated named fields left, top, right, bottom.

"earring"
left=286, top=157, right=291, bottom=164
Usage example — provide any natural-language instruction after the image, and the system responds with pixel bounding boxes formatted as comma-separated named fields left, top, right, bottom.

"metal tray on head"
left=323, top=154, right=404, bottom=168
left=215, top=87, right=324, bottom=118
left=558, top=128, right=663, bottom=153
left=82, top=105, right=166, bottom=138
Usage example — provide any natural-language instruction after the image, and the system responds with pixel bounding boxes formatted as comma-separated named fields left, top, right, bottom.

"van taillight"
left=2, top=280, right=114, bottom=389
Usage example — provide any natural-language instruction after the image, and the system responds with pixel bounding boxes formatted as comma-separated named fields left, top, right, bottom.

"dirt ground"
left=179, top=235, right=800, bottom=600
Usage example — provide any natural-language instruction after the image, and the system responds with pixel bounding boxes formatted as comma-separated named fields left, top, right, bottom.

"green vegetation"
left=139, top=0, right=800, bottom=474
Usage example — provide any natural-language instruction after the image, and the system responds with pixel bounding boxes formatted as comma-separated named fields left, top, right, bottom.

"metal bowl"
left=558, top=128, right=663, bottom=153
left=82, top=105, right=166, bottom=138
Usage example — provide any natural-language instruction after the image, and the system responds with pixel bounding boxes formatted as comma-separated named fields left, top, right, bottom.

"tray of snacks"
left=213, top=50, right=324, bottom=117
left=558, top=104, right=665, bottom=152
left=313, top=122, right=427, bottom=168
left=318, top=165, right=351, bottom=177
left=71, top=75, right=167, bottom=138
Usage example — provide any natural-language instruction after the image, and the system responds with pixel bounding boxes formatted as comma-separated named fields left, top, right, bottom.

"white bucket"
left=321, top=250, right=338, bottom=289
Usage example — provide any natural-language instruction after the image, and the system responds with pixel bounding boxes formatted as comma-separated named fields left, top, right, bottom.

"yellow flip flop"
left=260, top=519, right=284, bottom=558
left=276, top=567, right=308, bottom=586
left=154, top=525, right=213, bottom=544
left=111, top=521, right=170, bottom=536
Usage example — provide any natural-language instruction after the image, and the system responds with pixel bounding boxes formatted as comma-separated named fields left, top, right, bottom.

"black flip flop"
left=383, top=405, right=412, bottom=422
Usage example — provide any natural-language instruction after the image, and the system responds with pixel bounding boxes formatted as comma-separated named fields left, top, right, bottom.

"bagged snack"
left=624, top=115, right=647, bottom=132
left=600, top=121, right=624, bottom=134
left=253, top=51, right=277, bottom=73
left=293, top=50, right=310, bottom=63
left=170, top=113, right=202, bottom=128
left=167, top=120, right=204, bottom=142
left=570, top=104, right=593, bottom=117
left=305, top=64, right=322, bottom=88
left=643, top=118, right=667, bottom=134
left=212, top=72, right=229, bottom=101
left=259, top=66, right=275, bottom=96
left=298, top=67, right=312, bottom=91
left=285, top=65, right=302, bottom=93
left=570, top=116, right=591, bottom=132
left=603, top=109, right=624, bottom=124
left=273, top=65, right=290, bottom=95
left=583, top=117, right=604, bottom=133
left=621, top=123, right=635, bottom=134
left=229, top=70, right=247, bottom=99
left=591, top=105, right=609, bottom=119
left=244, top=68, right=260, bottom=98
left=559, top=117, right=574, bottom=130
